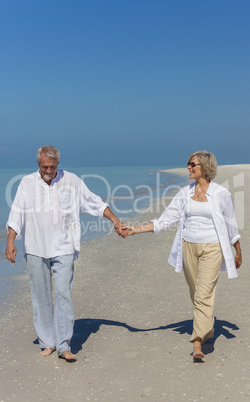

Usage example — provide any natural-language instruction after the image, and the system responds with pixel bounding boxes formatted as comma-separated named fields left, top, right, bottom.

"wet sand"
left=1, top=165, right=250, bottom=401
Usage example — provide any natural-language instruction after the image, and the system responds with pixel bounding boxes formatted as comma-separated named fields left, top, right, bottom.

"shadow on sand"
left=70, top=317, right=239, bottom=355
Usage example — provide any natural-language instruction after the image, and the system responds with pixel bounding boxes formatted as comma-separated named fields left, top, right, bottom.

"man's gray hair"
left=37, top=146, right=60, bottom=164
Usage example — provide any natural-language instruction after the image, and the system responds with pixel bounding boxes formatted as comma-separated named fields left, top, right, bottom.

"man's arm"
left=5, top=227, right=18, bottom=263
left=103, top=207, right=127, bottom=238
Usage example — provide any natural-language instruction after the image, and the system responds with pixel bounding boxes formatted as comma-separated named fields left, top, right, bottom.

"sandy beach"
left=1, top=165, right=250, bottom=401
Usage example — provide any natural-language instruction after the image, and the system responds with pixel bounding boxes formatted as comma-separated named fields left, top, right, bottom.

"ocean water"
left=0, top=164, right=188, bottom=308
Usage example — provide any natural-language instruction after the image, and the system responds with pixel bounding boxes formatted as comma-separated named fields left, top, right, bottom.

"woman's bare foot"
left=193, top=340, right=205, bottom=359
left=40, top=348, right=56, bottom=357
left=60, top=350, right=76, bottom=361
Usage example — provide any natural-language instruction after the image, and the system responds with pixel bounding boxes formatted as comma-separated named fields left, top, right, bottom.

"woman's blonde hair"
left=188, top=151, right=217, bottom=182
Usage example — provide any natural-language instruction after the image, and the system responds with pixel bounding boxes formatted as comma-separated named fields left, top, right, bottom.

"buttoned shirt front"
left=152, top=181, right=240, bottom=279
left=7, top=169, right=108, bottom=259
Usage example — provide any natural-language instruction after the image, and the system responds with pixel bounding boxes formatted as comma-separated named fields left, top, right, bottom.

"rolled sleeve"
left=222, top=193, right=241, bottom=245
left=6, top=222, right=23, bottom=240
left=80, top=181, right=109, bottom=217
left=152, top=219, right=161, bottom=234
left=230, top=233, right=241, bottom=246
left=6, top=182, right=26, bottom=239
left=98, top=202, right=109, bottom=217
left=150, top=189, right=185, bottom=234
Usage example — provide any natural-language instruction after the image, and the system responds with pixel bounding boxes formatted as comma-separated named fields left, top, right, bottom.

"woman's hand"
left=124, top=222, right=154, bottom=236
left=123, top=225, right=135, bottom=236
left=235, top=251, right=242, bottom=269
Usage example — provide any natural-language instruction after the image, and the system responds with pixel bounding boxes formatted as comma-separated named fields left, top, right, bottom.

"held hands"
left=123, top=222, right=153, bottom=235
left=112, top=217, right=138, bottom=237
left=123, top=225, right=135, bottom=236
left=103, top=207, right=129, bottom=238
left=113, top=220, right=129, bottom=238
left=113, top=220, right=136, bottom=238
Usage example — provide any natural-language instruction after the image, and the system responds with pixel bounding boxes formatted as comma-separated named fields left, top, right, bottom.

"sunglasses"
left=187, top=162, right=201, bottom=168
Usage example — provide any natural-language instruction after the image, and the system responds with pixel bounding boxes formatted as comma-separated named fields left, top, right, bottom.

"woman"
left=125, top=151, right=242, bottom=359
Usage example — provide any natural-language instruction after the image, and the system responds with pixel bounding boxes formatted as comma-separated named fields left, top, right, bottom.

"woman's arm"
left=220, top=191, right=241, bottom=245
left=126, top=186, right=188, bottom=236
left=218, top=190, right=242, bottom=269
left=126, top=222, right=154, bottom=236
left=233, top=240, right=242, bottom=269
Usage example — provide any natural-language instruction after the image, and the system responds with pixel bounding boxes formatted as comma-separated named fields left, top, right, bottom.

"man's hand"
left=5, top=228, right=17, bottom=263
left=5, top=240, right=17, bottom=263
left=113, top=220, right=128, bottom=238
left=103, top=207, right=128, bottom=238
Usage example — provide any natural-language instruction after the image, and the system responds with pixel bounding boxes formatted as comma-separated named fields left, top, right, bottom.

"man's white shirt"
left=7, top=169, right=108, bottom=259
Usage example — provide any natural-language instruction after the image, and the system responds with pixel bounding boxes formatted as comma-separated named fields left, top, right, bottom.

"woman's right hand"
left=124, top=222, right=154, bottom=236
left=123, top=225, right=135, bottom=236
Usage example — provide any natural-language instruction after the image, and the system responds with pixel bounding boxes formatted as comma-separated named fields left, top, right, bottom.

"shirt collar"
left=37, top=169, right=63, bottom=186
left=206, top=181, right=214, bottom=196
left=189, top=180, right=214, bottom=197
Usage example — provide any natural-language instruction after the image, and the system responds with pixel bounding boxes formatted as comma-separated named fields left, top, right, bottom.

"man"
left=5, top=145, right=127, bottom=361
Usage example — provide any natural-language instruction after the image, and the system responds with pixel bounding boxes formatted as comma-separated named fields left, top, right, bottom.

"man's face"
left=38, top=153, right=59, bottom=184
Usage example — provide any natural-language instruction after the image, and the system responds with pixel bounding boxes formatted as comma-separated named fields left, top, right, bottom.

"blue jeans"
left=26, top=254, right=74, bottom=356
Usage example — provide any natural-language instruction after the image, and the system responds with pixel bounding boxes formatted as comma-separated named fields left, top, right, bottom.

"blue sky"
left=1, top=0, right=249, bottom=168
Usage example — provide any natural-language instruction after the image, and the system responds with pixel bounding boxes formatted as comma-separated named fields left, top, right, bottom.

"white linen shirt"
left=7, top=169, right=109, bottom=259
left=152, top=181, right=240, bottom=279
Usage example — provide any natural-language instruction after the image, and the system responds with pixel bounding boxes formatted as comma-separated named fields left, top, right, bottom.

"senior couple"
left=6, top=146, right=242, bottom=361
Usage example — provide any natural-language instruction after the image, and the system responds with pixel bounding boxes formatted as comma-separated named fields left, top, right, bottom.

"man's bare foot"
left=60, top=350, right=76, bottom=361
left=40, top=348, right=56, bottom=357
left=193, top=340, right=205, bottom=359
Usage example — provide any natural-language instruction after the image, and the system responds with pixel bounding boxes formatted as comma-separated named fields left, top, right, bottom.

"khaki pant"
left=182, top=240, right=223, bottom=343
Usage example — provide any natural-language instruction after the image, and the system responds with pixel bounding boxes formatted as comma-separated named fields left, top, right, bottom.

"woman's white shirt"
left=182, top=198, right=219, bottom=243
left=152, top=181, right=240, bottom=279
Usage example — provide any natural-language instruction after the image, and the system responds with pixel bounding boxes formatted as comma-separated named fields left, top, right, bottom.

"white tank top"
left=182, top=198, right=219, bottom=243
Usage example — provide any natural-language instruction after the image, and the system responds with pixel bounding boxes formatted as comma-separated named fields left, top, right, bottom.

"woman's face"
left=187, top=156, right=203, bottom=181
